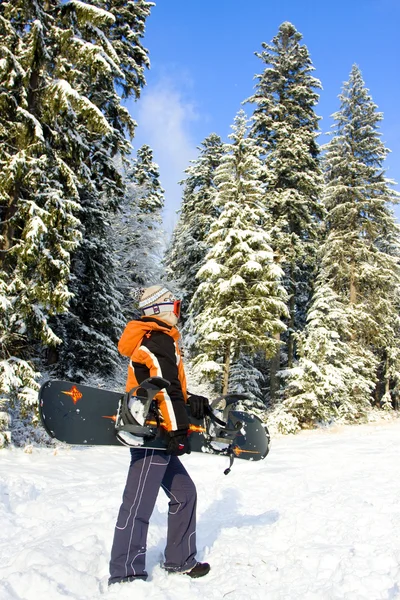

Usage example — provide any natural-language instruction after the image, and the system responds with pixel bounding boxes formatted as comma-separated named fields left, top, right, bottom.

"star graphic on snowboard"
left=62, top=385, right=83, bottom=405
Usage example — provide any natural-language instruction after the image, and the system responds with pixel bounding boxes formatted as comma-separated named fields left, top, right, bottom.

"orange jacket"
left=118, top=317, right=188, bottom=432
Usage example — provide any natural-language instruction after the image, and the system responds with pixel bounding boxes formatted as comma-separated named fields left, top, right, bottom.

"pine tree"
left=164, top=133, right=223, bottom=319
left=0, top=2, right=87, bottom=345
left=50, top=1, right=153, bottom=378
left=0, top=0, right=153, bottom=417
left=132, top=144, right=164, bottom=215
left=98, top=0, right=152, bottom=101
left=246, top=22, right=324, bottom=394
left=113, top=146, right=165, bottom=320
left=228, top=353, right=266, bottom=404
left=322, top=64, right=400, bottom=407
left=191, top=111, right=287, bottom=394
left=282, top=282, right=376, bottom=431
left=283, top=65, right=400, bottom=428
left=0, top=0, right=93, bottom=406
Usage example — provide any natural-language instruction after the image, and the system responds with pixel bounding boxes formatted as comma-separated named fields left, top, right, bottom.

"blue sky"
left=127, top=0, right=400, bottom=231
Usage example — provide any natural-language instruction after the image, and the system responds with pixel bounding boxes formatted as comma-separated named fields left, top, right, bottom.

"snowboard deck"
left=39, top=380, right=270, bottom=461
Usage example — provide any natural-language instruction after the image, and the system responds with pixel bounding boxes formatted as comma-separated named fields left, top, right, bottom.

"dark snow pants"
left=109, top=448, right=197, bottom=583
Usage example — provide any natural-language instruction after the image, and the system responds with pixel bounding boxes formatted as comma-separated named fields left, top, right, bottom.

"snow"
left=1, top=420, right=400, bottom=599
left=51, top=80, right=112, bottom=134
left=197, top=259, right=222, bottom=277
left=16, top=107, right=44, bottom=141
left=68, top=1, right=115, bottom=24
left=243, top=259, right=263, bottom=272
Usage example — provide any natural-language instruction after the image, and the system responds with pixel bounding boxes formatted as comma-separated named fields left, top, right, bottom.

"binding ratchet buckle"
left=203, top=405, right=243, bottom=475
left=115, top=377, right=170, bottom=446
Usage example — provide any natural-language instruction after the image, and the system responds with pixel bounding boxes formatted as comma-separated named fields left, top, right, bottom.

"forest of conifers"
left=1, top=1, right=399, bottom=444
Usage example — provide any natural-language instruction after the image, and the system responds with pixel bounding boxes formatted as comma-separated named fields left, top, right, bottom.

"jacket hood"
left=118, top=317, right=180, bottom=358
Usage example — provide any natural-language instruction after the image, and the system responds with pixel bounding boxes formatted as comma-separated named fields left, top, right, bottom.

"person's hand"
left=188, top=394, right=209, bottom=419
left=165, top=430, right=191, bottom=456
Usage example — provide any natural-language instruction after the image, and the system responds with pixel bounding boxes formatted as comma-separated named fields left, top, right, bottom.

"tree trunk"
left=222, top=341, right=231, bottom=396
left=0, top=190, right=19, bottom=258
left=269, top=333, right=281, bottom=401
left=385, top=355, right=390, bottom=396
left=287, top=274, right=296, bottom=369
left=350, top=261, right=357, bottom=304
left=384, top=353, right=392, bottom=409
left=46, top=345, right=59, bottom=366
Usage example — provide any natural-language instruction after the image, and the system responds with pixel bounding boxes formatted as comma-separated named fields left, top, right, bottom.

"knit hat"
left=139, top=285, right=171, bottom=309
left=136, top=285, right=181, bottom=323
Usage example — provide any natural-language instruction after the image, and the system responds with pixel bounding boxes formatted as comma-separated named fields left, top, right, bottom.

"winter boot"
left=185, top=562, right=210, bottom=578
left=108, top=574, right=147, bottom=586
left=165, top=562, right=210, bottom=578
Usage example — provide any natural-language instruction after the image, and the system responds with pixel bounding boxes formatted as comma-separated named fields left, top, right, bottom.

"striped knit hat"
left=134, top=286, right=180, bottom=324
left=138, top=285, right=172, bottom=310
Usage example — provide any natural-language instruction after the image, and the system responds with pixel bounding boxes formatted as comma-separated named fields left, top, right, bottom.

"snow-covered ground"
left=1, top=420, right=400, bottom=600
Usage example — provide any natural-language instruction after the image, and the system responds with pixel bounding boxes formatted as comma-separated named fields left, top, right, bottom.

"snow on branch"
left=16, top=107, right=44, bottom=141
left=67, top=1, right=115, bottom=26
left=48, top=79, right=112, bottom=135
left=70, top=36, right=124, bottom=78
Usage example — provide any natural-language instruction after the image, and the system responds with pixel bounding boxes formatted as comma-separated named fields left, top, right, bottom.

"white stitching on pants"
left=130, top=550, right=146, bottom=576
left=188, top=530, right=196, bottom=558
left=127, top=450, right=154, bottom=576
left=150, top=455, right=170, bottom=465
left=161, top=483, right=182, bottom=515
left=116, top=450, right=148, bottom=530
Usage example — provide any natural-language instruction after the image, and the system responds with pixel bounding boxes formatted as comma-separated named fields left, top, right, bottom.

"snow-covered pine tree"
left=191, top=111, right=288, bottom=395
left=164, top=133, right=223, bottom=321
left=0, top=0, right=153, bottom=423
left=132, top=144, right=164, bottom=216
left=0, top=2, right=85, bottom=343
left=280, top=281, right=376, bottom=432
left=228, top=353, right=266, bottom=406
left=246, top=22, right=324, bottom=395
left=281, top=65, right=400, bottom=430
left=0, top=0, right=96, bottom=421
left=321, top=64, right=400, bottom=409
left=113, top=146, right=165, bottom=321
left=48, top=0, right=153, bottom=378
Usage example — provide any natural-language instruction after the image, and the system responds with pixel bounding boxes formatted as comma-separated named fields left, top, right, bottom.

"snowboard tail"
left=39, top=379, right=270, bottom=463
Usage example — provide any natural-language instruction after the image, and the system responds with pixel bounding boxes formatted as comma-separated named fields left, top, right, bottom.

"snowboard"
left=39, top=378, right=270, bottom=469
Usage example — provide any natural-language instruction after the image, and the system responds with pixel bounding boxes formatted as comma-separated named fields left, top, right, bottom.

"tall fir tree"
left=322, top=65, right=400, bottom=407
left=283, top=65, right=400, bottom=429
left=0, top=0, right=153, bottom=426
left=51, top=0, right=153, bottom=379
left=164, top=133, right=223, bottom=320
left=281, top=281, right=377, bottom=432
left=0, top=0, right=108, bottom=411
left=99, top=0, right=152, bottom=100
left=228, top=352, right=267, bottom=406
left=1, top=3, right=83, bottom=433
left=132, top=144, right=164, bottom=215
left=0, top=1, right=89, bottom=347
left=191, top=111, right=287, bottom=395
left=246, top=21, right=324, bottom=397
left=113, top=145, right=165, bottom=320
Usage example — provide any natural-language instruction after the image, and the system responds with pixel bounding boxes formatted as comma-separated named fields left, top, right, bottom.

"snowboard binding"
left=203, top=394, right=270, bottom=474
left=115, top=376, right=168, bottom=447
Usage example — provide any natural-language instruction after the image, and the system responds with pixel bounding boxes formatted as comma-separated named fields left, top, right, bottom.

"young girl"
left=108, top=285, right=210, bottom=585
